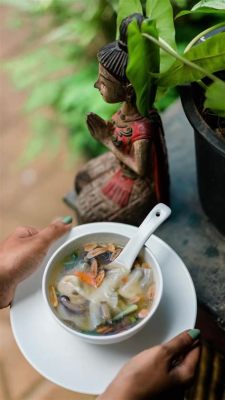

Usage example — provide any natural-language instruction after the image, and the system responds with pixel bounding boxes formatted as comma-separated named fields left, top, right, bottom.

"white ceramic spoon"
left=87, top=203, right=171, bottom=304
left=109, top=202, right=171, bottom=273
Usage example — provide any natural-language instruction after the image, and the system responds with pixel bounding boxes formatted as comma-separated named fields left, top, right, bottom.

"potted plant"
left=179, top=23, right=225, bottom=236
left=117, top=0, right=225, bottom=234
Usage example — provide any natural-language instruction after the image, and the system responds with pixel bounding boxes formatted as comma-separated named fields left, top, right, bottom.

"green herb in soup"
left=48, top=242, right=155, bottom=335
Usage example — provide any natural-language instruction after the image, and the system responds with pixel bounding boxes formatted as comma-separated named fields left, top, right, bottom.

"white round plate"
left=10, top=223, right=197, bottom=395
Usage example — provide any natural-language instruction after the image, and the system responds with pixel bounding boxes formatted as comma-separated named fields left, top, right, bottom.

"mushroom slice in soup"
left=97, top=251, right=112, bottom=265
left=60, top=294, right=88, bottom=314
left=86, top=247, right=109, bottom=259
left=57, top=302, right=91, bottom=331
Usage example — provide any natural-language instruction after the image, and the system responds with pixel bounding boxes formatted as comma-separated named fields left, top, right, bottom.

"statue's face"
left=94, top=64, right=126, bottom=103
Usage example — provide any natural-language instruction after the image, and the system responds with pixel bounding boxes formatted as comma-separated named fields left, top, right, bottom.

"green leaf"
left=126, top=19, right=159, bottom=116
left=176, top=8, right=225, bottom=18
left=155, top=87, right=178, bottom=111
left=116, top=0, right=143, bottom=38
left=146, top=0, right=176, bottom=72
left=184, top=23, right=225, bottom=53
left=204, top=80, right=225, bottom=117
left=158, top=32, right=225, bottom=87
left=175, top=10, right=193, bottom=18
left=176, top=0, right=225, bottom=18
left=192, top=1, right=225, bottom=11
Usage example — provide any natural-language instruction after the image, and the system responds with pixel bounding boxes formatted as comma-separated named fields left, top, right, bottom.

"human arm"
left=97, top=330, right=200, bottom=400
left=87, top=113, right=150, bottom=176
left=0, top=217, right=72, bottom=308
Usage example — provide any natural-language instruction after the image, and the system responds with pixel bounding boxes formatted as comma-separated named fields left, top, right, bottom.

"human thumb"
left=37, top=216, right=73, bottom=247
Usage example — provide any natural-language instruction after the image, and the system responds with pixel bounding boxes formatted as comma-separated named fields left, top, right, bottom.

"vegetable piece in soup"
left=48, top=242, right=155, bottom=335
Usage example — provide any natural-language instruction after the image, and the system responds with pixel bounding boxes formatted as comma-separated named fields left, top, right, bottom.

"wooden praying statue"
left=74, top=13, right=169, bottom=225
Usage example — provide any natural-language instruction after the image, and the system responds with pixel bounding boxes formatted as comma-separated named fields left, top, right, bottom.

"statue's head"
left=94, top=13, right=144, bottom=104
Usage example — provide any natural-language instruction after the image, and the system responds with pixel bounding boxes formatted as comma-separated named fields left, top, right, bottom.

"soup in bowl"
left=42, top=230, right=163, bottom=344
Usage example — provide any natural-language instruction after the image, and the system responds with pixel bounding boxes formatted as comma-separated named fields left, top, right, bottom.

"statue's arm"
left=132, top=140, right=151, bottom=176
left=105, top=139, right=150, bottom=177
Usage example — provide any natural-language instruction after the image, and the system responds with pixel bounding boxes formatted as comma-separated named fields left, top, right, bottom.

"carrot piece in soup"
left=74, top=271, right=97, bottom=287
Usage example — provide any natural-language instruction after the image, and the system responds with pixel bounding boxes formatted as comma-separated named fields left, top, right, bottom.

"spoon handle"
left=116, top=203, right=171, bottom=270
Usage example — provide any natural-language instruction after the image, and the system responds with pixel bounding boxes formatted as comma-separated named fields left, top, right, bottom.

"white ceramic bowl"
left=42, top=225, right=163, bottom=344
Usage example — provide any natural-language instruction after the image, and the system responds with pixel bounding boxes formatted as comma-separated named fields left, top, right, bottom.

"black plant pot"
left=180, top=84, right=225, bottom=235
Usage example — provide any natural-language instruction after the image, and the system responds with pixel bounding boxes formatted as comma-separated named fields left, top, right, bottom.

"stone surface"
left=157, top=100, right=225, bottom=330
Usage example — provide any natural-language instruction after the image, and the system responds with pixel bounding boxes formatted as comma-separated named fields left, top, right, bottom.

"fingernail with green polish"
left=188, top=329, right=201, bottom=340
left=62, top=216, right=73, bottom=225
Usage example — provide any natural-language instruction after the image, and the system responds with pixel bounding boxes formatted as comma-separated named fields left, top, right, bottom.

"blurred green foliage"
left=2, top=0, right=223, bottom=161
left=3, top=0, right=118, bottom=161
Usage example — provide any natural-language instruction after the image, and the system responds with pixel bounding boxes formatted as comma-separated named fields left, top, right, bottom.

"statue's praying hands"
left=87, top=112, right=113, bottom=144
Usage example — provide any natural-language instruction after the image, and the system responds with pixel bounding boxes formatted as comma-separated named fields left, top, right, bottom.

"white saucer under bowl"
left=10, top=223, right=197, bottom=395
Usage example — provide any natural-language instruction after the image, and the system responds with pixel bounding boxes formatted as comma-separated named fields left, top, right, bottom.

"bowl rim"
left=42, top=230, right=163, bottom=342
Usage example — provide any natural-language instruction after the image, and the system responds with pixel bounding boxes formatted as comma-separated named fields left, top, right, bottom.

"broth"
left=48, top=242, right=155, bottom=335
